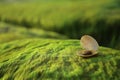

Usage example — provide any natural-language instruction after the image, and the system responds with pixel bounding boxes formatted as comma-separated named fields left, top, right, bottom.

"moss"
left=0, top=39, right=120, bottom=80
left=0, top=22, right=68, bottom=43
left=0, top=0, right=120, bottom=49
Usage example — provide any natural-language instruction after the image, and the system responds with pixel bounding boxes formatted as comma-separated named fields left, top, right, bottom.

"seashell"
left=78, top=35, right=99, bottom=58
left=80, top=35, right=99, bottom=51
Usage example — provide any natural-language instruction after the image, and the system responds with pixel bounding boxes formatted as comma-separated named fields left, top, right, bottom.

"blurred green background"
left=0, top=0, right=120, bottom=49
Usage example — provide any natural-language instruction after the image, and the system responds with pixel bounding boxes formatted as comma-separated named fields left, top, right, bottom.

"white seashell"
left=80, top=35, right=99, bottom=51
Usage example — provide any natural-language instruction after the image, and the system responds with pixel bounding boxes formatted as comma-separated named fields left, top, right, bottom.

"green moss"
left=0, top=0, right=119, bottom=49
left=0, top=22, right=68, bottom=43
left=0, top=39, right=120, bottom=80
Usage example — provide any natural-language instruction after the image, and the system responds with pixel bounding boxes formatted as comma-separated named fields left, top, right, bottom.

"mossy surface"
left=0, top=22, right=67, bottom=43
left=0, top=0, right=120, bottom=49
left=0, top=39, right=120, bottom=80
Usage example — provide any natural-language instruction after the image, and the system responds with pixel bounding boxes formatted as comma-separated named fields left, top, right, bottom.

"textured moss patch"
left=0, top=39, right=120, bottom=80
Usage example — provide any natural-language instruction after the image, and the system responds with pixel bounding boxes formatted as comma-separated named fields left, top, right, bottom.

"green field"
left=0, top=0, right=120, bottom=80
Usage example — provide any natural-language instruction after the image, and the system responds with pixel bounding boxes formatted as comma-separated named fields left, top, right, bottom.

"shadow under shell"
left=77, top=50, right=98, bottom=58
